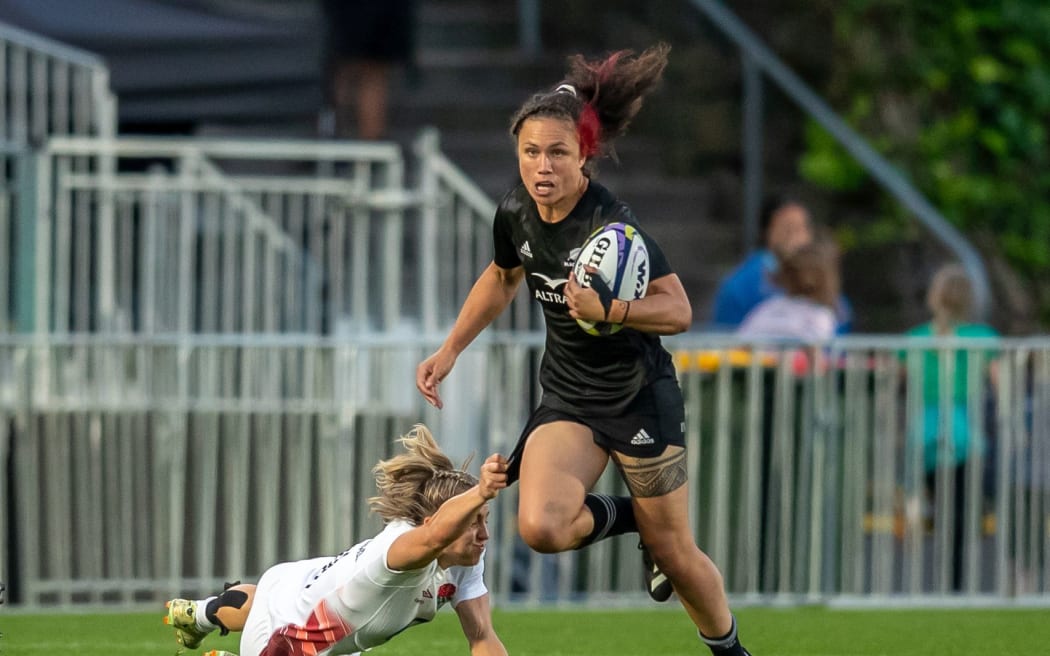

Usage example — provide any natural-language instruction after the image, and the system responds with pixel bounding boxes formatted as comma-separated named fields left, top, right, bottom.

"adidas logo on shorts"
left=519, top=241, right=533, bottom=258
left=630, top=429, right=654, bottom=446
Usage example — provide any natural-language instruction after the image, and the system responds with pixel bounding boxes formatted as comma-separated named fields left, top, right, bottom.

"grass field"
left=2, top=605, right=1048, bottom=655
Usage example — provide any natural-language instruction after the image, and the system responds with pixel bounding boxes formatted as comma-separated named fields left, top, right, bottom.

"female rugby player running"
left=416, top=44, right=752, bottom=655
left=164, top=424, right=508, bottom=656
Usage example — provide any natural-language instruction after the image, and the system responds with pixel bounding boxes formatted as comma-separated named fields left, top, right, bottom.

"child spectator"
left=903, top=263, right=999, bottom=591
left=736, top=239, right=841, bottom=341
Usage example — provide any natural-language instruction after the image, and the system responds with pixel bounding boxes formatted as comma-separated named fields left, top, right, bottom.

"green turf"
left=1, top=606, right=1047, bottom=655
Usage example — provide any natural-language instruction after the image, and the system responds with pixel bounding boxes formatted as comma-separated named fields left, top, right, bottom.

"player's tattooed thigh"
left=613, top=448, right=687, bottom=498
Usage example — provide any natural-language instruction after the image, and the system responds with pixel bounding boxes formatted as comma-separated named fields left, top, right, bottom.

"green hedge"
left=801, top=0, right=1050, bottom=323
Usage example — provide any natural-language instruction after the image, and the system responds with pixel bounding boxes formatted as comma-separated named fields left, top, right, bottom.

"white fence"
left=2, top=19, right=116, bottom=334
left=1, top=15, right=1046, bottom=610
left=0, top=21, right=115, bottom=146
left=10, top=133, right=535, bottom=336
left=2, top=335, right=1047, bottom=607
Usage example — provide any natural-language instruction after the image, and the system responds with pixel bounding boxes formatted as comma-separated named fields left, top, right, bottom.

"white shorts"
left=239, top=559, right=361, bottom=656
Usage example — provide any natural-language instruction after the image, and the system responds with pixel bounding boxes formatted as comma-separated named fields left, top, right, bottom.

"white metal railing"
left=2, top=335, right=1047, bottom=607
left=1, top=19, right=117, bottom=333
left=13, top=134, right=535, bottom=338
left=0, top=20, right=116, bottom=145
left=415, top=128, right=537, bottom=334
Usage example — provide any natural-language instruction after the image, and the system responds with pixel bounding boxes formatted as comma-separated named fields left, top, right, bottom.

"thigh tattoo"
left=613, top=449, right=688, bottom=498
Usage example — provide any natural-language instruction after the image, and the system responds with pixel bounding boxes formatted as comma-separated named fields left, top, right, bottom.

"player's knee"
left=518, top=515, right=573, bottom=553
left=210, top=583, right=255, bottom=632
left=646, top=537, right=722, bottom=585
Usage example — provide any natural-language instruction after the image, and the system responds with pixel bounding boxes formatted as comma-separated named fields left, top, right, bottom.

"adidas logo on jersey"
left=630, top=429, right=654, bottom=446
left=519, top=241, right=533, bottom=258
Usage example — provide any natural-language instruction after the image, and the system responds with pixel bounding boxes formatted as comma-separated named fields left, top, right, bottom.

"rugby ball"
left=571, top=222, right=650, bottom=335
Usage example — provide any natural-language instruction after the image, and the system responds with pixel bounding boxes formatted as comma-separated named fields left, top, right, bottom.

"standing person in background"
left=712, top=196, right=852, bottom=333
left=164, top=424, right=509, bottom=656
left=416, top=44, right=752, bottom=656
left=319, top=0, right=416, bottom=140
left=903, top=263, right=999, bottom=592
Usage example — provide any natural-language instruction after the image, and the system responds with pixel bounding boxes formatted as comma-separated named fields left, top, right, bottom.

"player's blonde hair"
left=368, top=424, right=478, bottom=525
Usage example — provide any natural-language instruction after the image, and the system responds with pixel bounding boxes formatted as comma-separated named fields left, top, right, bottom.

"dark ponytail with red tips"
left=510, top=43, right=670, bottom=175
left=577, top=103, right=602, bottom=158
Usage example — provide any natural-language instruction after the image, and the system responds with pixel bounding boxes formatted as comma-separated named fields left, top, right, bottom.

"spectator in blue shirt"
left=711, top=195, right=852, bottom=332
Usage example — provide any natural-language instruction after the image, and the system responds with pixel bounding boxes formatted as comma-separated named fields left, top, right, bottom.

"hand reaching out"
left=478, top=453, right=508, bottom=500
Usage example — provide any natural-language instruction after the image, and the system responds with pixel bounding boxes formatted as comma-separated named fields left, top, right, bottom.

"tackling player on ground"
left=164, top=424, right=508, bottom=656
left=416, top=44, right=752, bottom=655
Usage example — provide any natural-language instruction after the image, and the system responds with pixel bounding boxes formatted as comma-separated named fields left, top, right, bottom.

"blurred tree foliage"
left=800, top=0, right=1050, bottom=324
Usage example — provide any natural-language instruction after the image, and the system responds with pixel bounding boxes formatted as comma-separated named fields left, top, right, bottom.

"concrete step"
left=119, top=81, right=322, bottom=124
left=416, top=2, right=517, bottom=50
left=108, top=39, right=320, bottom=94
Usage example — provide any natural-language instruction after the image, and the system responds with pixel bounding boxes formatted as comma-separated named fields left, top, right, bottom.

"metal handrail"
left=689, top=0, right=991, bottom=320
left=0, top=20, right=117, bottom=142
left=0, top=21, right=107, bottom=69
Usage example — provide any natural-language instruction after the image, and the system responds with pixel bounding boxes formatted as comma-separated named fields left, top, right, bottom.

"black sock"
left=699, top=616, right=750, bottom=656
left=205, top=587, right=248, bottom=636
left=577, top=494, right=636, bottom=549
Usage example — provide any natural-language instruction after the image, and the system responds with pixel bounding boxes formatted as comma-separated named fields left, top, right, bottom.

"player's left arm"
left=454, top=593, right=508, bottom=656
left=565, top=267, right=691, bottom=335
left=614, top=272, right=691, bottom=334
left=618, top=225, right=691, bottom=334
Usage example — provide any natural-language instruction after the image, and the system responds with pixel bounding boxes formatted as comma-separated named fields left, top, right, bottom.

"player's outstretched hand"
left=478, top=454, right=508, bottom=500
left=416, top=348, right=457, bottom=409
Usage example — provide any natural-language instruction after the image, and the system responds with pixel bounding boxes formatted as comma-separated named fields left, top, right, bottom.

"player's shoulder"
left=587, top=181, right=639, bottom=226
left=495, top=183, right=532, bottom=218
left=370, top=520, right=416, bottom=556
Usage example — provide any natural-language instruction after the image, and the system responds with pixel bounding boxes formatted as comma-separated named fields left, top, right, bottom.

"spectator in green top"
left=905, top=264, right=1000, bottom=471
left=903, top=263, right=999, bottom=591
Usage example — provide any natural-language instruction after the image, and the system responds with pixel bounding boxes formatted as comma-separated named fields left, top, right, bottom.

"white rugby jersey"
left=240, top=520, right=487, bottom=656
left=736, top=295, right=837, bottom=341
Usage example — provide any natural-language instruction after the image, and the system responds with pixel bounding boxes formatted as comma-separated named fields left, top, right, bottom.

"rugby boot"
left=640, top=542, right=673, bottom=602
left=164, top=598, right=211, bottom=649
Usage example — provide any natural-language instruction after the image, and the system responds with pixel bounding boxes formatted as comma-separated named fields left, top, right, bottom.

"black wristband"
left=588, top=273, right=615, bottom=320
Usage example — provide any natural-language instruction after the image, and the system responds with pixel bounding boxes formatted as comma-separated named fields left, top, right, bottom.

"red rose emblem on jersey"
left=437, top=583, right=456, bottom=604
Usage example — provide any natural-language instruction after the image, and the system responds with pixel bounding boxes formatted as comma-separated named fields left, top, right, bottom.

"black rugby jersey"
left=492, top=181, right=677, bottom=416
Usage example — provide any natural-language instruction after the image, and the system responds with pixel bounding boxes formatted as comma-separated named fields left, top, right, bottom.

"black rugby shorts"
left=506, top=375, right=686, bottom=484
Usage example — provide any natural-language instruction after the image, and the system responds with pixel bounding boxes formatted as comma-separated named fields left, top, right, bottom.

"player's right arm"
left=417, top=262, right=524, bottom=409
left=386, top=454, right=508, bottom=571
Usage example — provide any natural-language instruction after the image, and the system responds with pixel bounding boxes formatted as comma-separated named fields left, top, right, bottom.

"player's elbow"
left=668, top=306, right=692, bottom=334
left=462, top=622, right=495, bottom=645
left=658, top=303, right=691, bottom=335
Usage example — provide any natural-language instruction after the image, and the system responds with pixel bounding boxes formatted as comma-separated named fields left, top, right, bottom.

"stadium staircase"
left=402, top=2, right=736, bottom=320
left=0, top=0, right=739, bottom=321
left=2, top=0, right=991, bottom=328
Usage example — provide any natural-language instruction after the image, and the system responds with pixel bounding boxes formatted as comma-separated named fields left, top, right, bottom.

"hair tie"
left=555, top=84, right=578, bottom=97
